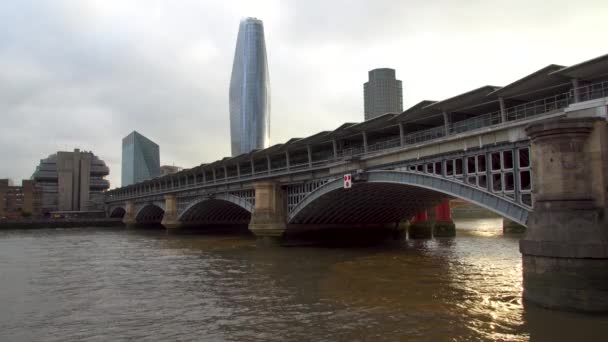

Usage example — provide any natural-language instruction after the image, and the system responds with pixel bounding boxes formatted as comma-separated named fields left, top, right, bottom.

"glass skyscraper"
left=121, top=131, right=160, bottom=186
left=229, top=17, right=271, bottom=156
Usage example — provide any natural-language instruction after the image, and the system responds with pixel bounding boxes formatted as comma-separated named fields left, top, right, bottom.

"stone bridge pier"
left=123, top=200, right=136, bottom=227
left=161, top=195, right=180, bottom=231
left=249, top=181, right=287, bottom=244
left=522, top=117, right=608, bottom=312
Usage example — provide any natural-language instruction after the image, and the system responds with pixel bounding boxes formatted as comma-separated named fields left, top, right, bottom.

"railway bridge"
left=106, top=55, right=608, bottom=312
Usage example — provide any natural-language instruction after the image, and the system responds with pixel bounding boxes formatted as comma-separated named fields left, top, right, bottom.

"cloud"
left=0, top=0, right=607, bottom=188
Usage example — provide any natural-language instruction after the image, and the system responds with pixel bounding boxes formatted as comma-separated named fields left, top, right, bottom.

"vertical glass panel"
left=491, top=152, right=501, bottom=171
left=455, top=159, right=463, bottom=175
left=492, top=174, right=502, bottom=192
left=503, top=151, right=514, bottom=169
left=520, top=170, right=531, bottom=190
left=467, top=157, right=475, bottom=174
left=519, top=148, right=530, bottom=168
left=446, top=160, right=454, bottom=176
left=477, top=154, right=486, bottom=173
left=505, top=172, right=514, bottom=191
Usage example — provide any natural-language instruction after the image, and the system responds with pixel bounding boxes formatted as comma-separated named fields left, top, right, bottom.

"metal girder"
left=288, top=170, right=530, bottom=226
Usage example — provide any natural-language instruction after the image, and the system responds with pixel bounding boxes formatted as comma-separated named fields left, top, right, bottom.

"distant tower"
left=364, top=68, right=403, bottom=121
left=121, top=131, right=160, bottom=186
left=229, top=17, right=271, bottom=156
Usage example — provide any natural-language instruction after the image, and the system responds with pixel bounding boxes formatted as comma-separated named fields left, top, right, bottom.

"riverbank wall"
left=0, top=218, right=124, bottom=229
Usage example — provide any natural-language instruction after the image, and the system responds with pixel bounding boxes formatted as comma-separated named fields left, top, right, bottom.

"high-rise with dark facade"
left=121, top=131, right=160, bottom=186
left=229, top=17, right=271, bottom=156
left=364, top=68, right=403, bottom=121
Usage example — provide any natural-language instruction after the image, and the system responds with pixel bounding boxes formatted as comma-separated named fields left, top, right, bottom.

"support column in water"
left=409, top=210, right=433, bottom=239
left=249, top=181, right=286, bottom=245
left=433, top=200, right=456, bottom=237
left=123, top=200, right=136, bottom=227
left=521, top=117, right=608, bottom=312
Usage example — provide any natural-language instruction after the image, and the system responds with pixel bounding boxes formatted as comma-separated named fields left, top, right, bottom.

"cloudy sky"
left=1, top=0, right=607, bottom=188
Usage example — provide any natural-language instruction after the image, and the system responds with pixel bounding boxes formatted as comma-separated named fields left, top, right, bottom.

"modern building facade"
left=122, top=131, right=160, bottom=186
left=0, top=179, right=42, bottom=218
left=229, top=17, right=271, bottom=156
left=364, top=68, right=403, bottom=121
left=160, top=165, right=183, bottom=176
left=31, top=149, right=110, bottom=213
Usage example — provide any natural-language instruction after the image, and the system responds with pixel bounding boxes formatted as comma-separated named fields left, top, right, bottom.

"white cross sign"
left=344, top=174, right=352, bottom=189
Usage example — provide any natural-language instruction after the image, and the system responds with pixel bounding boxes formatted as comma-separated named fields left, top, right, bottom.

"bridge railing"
left=106, top=80, right=608, bottom=201
left=403, top=125, right=446, bottom=145
left=367, top=137, right=402, bottom=153
left=576, top=80, right=608, bottom=102
left=505, top=92, right=570, bottom=121
left=451, top=110, right=502, bottom=134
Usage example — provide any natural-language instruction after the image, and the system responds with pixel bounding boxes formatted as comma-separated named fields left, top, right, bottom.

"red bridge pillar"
left=433, top=200, right=456, bottom=237
left=408, top=201, right=456, bottom=239
left=408, top=210, right=433, bottom=239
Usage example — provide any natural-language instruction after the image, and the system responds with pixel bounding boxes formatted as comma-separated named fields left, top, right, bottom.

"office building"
left=229, top=17, right=271, bottom=156
left=364, top=68, right=403, bottom=120
left=31, top=149, right=110, bottom=213
left=0, top=179, right=42, bottom=219
left=122, top=131, right=160, bottom=186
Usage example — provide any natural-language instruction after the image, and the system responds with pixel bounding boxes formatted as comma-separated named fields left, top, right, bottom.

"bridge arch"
left=289, top=171, right=530, bottom=226
left=135, top=204, right=165, bottom=224
left=178, top=193, right=253, bottom=226
left=109, top=207, right=126, bottom=218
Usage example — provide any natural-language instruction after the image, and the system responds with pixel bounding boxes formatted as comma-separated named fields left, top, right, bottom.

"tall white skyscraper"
left=229, top=17, right=271, bottom=156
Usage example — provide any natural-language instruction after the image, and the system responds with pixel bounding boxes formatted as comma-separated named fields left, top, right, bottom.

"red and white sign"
left=343, top=174, right=352, bottom=189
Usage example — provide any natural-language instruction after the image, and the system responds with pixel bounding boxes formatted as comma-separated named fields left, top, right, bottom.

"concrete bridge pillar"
left=249, top=181, right=287, bottom=244
left=433, top=200, right=456, bottom=237
left=122, top=200, right=136, bottom=227
left=521, top=117, right=608, bottom=312
left=408, top=211, right=433, bottom=239
left=161, top=194, right=182, bottom=232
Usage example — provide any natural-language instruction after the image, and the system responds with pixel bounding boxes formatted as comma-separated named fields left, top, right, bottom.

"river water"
left=1, top=219, right=607, bottom=341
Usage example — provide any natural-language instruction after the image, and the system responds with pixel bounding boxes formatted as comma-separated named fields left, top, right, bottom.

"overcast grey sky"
left=1, top=0, right=607, bottom=188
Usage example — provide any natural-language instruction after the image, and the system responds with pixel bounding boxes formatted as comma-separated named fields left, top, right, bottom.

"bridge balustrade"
left=106, top=80, right=607, bottom=202
left=576, top=80, right=608, bottom=102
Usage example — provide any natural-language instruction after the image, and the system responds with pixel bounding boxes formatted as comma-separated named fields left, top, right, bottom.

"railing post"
left=285, top=150, right=290, bottom=171
left=398, top=122, right=405, bottom=147
left=266, top=155, right=272, bottom=174
left=332, top=139, right=338, bottom=160
left=499, top=97, right=506, bottom=123
left=443, top=112, right=450, bottom=136
left=572, top=78, right=580, bottom=103
left=307, top=145, right=313, bottom=167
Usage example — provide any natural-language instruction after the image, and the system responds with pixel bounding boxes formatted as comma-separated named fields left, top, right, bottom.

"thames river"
left=1, top=219, right=607, bottom=341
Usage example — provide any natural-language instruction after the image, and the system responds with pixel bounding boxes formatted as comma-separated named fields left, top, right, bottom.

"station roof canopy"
left=490, top=64, right=568, bottom=101
left=346, top=113, right=398, bottom=132
left=425, top=85, right=501, bottom=114
left=288, top=131, right=332, bottom=147
left=252, top=143, right=286, bottom=157
left=395, top=100, right=437, bottom=123
left=551, top=53, right=608, bottom=81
